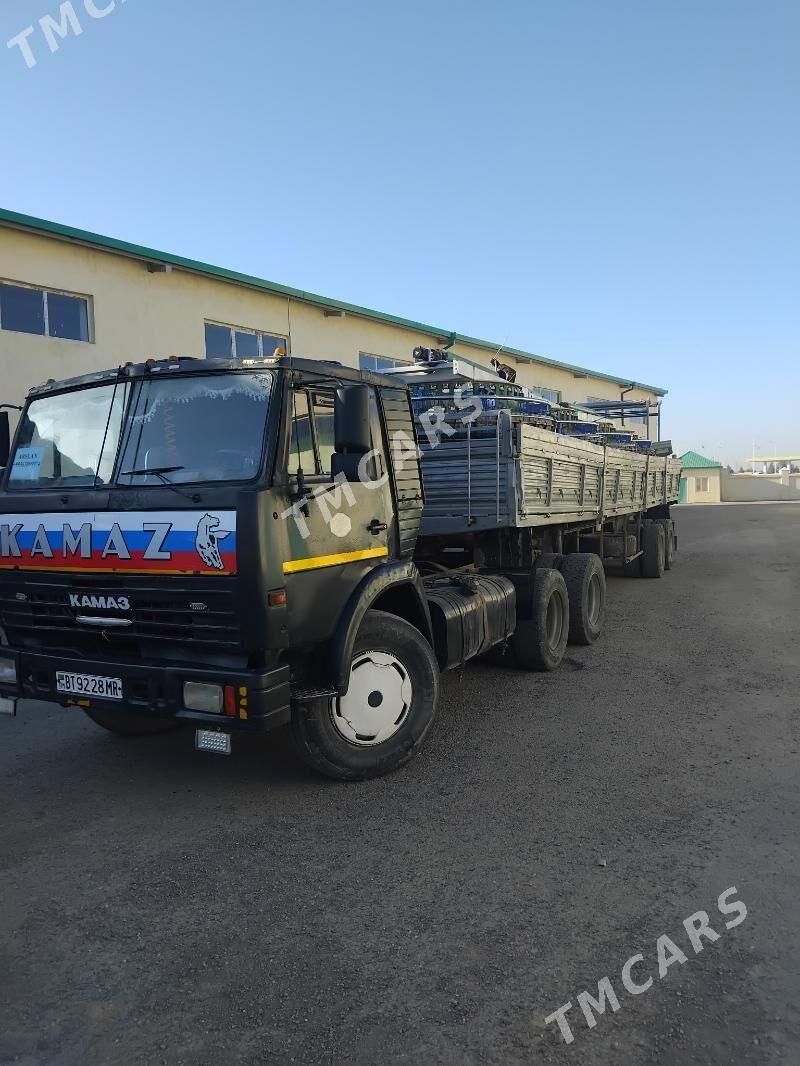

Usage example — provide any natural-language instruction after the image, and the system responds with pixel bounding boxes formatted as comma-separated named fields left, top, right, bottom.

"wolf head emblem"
left=195, top=514, right=232, bottom=571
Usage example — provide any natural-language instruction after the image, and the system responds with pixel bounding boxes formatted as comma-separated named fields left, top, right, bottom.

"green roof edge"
left=679, top=450, right=722, bottom=468
left=0, top=206, right=668, bottom=396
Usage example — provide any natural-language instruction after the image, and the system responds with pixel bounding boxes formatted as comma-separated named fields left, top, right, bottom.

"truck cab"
left=0, top=355, right=444, bottom=777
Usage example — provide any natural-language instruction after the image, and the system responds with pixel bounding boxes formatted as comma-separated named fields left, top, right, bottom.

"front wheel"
left=290, top=610, right=440, bottom=781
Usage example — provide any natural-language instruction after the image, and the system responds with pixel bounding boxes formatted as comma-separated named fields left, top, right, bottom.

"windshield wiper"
left=120, top=465, right=185, bottom=477
left=118, top=465, right=199, bottom=502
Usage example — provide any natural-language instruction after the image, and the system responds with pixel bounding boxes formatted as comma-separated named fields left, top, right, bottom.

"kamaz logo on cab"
left=68, top=594, right=131, bottom=612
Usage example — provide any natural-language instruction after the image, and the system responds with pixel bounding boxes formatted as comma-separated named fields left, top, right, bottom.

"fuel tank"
left=425, top=574, right=516, bottom=670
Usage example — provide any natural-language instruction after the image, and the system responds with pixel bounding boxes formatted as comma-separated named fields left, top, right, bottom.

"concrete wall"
left=681, top=468, right=722, bottom=503
left=1, top=227, right=663, bottom=421
left=722, top=472, right=800, bottom=502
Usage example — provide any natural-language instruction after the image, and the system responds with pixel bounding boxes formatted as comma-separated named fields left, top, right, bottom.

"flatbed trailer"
left=0, top=354, right=680, bottom=780
left=417, top=413, right=682, bottom=533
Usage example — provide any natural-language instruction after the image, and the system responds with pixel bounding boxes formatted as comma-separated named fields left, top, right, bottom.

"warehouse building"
left=0, top=208, right=666, bottom=430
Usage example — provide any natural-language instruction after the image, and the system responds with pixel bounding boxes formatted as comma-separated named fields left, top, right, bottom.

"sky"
left=0, top=0, right=798, bottom=468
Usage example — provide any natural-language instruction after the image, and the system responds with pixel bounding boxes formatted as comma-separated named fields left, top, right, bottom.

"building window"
left=204, top=321, right=287, bottom=360
left=694, top=477, right=709, bottom=492
left=359, top=352, right=408, bottom=374
left=0, top=280, right=90, bottom=342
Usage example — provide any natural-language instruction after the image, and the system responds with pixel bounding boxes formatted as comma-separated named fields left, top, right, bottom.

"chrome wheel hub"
left=330, top=651, right=413, bottom=746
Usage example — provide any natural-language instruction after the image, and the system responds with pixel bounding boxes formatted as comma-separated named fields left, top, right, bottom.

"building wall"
left=722, top=472, right=800, bottom=502
left=0, top=226, right=662, bottom=419
left=681, top=468, right=722, bottom=503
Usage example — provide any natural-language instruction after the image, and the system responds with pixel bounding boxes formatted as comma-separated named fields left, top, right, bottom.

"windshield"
left=7, top=381, right=129, bottom=487
left=7, top=371, right=273, bottom=489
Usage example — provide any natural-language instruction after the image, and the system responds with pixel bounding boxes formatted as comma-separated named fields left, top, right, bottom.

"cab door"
left=279, top=382, right=394, bottom=648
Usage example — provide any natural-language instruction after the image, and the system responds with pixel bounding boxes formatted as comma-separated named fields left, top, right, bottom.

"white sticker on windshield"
left=10, top=447, right=44, bottom=480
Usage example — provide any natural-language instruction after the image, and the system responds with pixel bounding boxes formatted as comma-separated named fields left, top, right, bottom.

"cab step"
left=291, top=686, right=337, bottom=703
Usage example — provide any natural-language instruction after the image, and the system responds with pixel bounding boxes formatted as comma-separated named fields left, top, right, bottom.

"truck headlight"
left=0, top=654, right=17, bottom=685
left=183, top=681, right=223, bottom=714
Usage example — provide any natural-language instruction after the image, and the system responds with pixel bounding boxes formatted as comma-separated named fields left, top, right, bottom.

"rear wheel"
left=512, top=568, right=569, bottom=671
left=559, top=553, right=606, bottom=645
left=84, top=708, right=179, bottom=736
left=623, top=556, right=642, bottom=577
left=656, top=518, right=675, bottom=570
left=641, top=522, right=665, bottom=578
left=290, top=610, right=440, bottom=781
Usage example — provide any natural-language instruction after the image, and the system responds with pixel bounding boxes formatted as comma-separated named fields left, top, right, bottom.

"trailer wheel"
left=290, top=610, right=440, bottom=781
left=83, top=708, right=180, bottom=736
left=512, top=568, right=569, bottom=671
left=559, top=553, right=606, bottom=645
left=656, top=518, right=675, bottom=570
left=641, top=522, right=665, bottom=578
left=623, top=554, right=642, bottom=578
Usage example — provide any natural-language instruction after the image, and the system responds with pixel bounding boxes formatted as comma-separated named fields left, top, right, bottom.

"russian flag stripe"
left=0, top=510, right=238, bottom=575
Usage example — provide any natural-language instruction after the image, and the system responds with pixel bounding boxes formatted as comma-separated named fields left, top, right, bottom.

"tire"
left=290, top=610, right=440, bottom=781
left=559, top=553, right=606, bottom=645
left=512, top=567, right=570, bottom=671
left=623, top=554, right=642, bottom=578
left=656, top=518, right=675, bottom=570
left=536, top=552, right=563, bottom=570
left=84, top=708, right=180, bottom=736
left=641, top=522, right=665, bottom=578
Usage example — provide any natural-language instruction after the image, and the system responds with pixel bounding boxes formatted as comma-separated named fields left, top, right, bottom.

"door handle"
left=367, top=519, right=388, bottom=535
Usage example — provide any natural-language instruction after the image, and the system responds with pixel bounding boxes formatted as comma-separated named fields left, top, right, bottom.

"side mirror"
left=334, top=385, right=371, bottom=455
left=0, top=412, right=9, bottom=468
left=333, top=385, right=372, bottom=482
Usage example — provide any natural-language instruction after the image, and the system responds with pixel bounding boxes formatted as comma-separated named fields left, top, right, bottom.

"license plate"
left=56, top=672, right=123, bottom=700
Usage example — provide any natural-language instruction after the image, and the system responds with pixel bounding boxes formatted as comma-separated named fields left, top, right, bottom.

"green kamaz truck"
left=0, top=350, right=680, bottom=779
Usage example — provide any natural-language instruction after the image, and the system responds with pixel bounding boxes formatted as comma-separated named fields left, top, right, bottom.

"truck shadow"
left=15, top=700, right=320, bottom=794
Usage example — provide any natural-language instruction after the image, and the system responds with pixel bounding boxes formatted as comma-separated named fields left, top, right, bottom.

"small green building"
left=678, top=451, right=723, bottom=504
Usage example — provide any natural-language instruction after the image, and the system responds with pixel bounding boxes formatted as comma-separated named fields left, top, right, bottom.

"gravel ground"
left=1, top=502, right=799, bottom=1065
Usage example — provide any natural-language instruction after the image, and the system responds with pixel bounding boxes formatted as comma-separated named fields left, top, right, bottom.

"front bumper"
left=0, top=647, right=291, bottom=732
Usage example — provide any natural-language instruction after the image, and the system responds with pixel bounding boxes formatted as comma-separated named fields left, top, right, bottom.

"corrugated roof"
left=0, top=207, right=668, bottom=396
left=679, top=450, right=722, bottom=468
